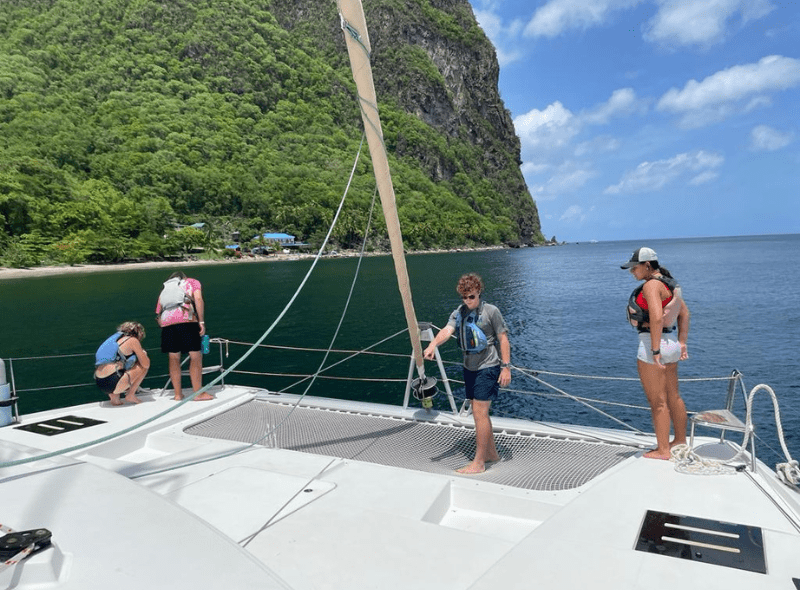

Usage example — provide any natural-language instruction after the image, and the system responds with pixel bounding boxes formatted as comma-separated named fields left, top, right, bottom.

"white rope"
left=673, top=384, right=799, bottom=485
left=741, top=384, right=800, bottom=486
left=671, top=444, right=739, bottom=476
left=0, top=524, right=37, bottom=575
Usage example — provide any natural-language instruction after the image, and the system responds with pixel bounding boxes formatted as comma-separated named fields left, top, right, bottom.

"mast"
left=337, top=0, right=426, bottom=378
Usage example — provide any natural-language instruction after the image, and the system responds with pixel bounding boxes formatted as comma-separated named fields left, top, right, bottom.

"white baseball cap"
left=620, top=247, right=658, bottom=269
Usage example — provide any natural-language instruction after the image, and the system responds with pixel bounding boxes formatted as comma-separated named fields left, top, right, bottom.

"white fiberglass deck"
left=185, top=399, right=640, bottom=490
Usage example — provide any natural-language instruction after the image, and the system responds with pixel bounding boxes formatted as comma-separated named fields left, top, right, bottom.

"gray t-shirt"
left=446, top=301, right=508, bottom=372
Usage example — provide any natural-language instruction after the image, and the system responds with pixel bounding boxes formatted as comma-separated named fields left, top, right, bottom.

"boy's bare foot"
left=643, top=449, right=671, bottom=460
left=193, top=392, right=214, bottom=401
left=456, top=462, right=486, bottom=474
left=173, top=393, right=184, bottom=401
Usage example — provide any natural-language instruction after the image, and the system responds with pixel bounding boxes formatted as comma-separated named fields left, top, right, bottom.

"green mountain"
left=0, top=0, right=542, bottom=266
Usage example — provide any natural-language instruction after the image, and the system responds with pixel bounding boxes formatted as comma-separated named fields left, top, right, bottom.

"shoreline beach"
left=0, top=253, right=333, bottom=280
left=0, top=245, right=516, bottom=281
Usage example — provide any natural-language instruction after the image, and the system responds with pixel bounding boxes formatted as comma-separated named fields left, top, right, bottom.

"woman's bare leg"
left=638, top=360, right=671, bottom=460
left=664, top=363, right=687, bottom=447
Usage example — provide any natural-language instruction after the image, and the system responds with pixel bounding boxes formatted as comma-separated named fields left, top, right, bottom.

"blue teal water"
left=1, top=234, right=798, bottom=463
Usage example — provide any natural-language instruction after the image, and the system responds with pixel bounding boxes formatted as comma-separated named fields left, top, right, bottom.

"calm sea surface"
left=1, top=234, right=798, bottom=462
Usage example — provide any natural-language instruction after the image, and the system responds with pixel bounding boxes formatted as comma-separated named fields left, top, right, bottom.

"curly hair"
left=117, top=321, right=145, bottom=340
left=456, top=273, right=483, bottom=297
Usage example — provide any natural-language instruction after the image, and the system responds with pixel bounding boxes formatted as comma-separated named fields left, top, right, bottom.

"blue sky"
left=468, top=0, right=800, bottom=242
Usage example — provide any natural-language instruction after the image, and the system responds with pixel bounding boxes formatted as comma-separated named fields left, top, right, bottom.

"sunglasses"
left=461, top=294, right=478, bottom=301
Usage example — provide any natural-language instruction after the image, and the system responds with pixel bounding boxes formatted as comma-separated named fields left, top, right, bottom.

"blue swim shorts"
left=463, top=365, right=501, bottom=402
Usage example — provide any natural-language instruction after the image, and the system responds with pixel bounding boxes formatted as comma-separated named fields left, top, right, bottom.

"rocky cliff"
left=270, top=0, right=542, bottom=244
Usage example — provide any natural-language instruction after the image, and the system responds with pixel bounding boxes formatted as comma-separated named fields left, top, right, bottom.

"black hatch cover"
left=636, top=510, right=766, bottom=574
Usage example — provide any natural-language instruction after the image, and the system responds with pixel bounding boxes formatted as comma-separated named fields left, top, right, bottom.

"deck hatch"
left=636, top=510, right=766, bottom=574
left=184, top=399, right=639, bottom=491
left=14, top=415, right=106, bottom=436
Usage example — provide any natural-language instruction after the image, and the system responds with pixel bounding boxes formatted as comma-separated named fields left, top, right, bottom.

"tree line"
left=0, top=0, right=542, bottom=268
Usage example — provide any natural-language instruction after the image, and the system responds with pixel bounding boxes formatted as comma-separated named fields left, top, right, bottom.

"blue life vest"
left=95, top=332, right=137, bottom=370
left=455, top=303, right=489, bottom=354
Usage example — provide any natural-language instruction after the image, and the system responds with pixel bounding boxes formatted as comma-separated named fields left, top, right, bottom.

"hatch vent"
left=635, top=510, right=766, bottom=574
left=15, top=415, right=106, bottom=436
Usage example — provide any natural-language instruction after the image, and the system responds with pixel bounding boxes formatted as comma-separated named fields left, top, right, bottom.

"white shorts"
left=637, top=331, right=680, bottom=364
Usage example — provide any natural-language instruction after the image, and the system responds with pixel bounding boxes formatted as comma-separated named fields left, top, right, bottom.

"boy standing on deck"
left=423, top=273, right=511, bottom=474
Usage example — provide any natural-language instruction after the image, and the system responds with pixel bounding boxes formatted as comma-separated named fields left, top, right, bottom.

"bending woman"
left=94, top=321, right=150, bottom=405
left=621, top=247, right=690, bottom=460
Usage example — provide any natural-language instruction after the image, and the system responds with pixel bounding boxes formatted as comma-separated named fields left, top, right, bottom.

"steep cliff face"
left=271, top=0, right=542, bottom=244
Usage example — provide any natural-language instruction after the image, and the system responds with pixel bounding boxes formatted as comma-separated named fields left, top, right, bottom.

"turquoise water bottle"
left=201, top=334, right=210, bottom=354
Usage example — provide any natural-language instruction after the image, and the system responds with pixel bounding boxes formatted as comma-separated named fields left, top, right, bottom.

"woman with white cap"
left=621, top=247, right=690, bottom=460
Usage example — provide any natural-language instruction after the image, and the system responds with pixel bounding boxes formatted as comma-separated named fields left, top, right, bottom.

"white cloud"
left=514, top=101, right=580, bottom=155
left=644, top=0, right=774, bottom=48
left=581, top=88, right=641, bottom=125
left=524, top=0, right=643, bottom=38
left=521, top=162, right=551, bottom=176
left=526, top=163, right=597, bottom=200
left=515, top=88, right=640, bottom=162
left=473, top=9, right=525, bottom=66
left=688, top=170, right=719, bottom=185
left=560, top=204, right=587, bottom=223
left=604, top=150, right=724, bottom=194
left=575, top=135, right=621, bottom=156
left=656, top=55, right=800, bottom=128
left=750, top=125, right=794, bottom=151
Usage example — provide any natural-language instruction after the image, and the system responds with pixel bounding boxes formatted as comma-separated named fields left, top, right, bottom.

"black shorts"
left=96, top=370, right=124, bottom=395
left=161, top=322, right=201, bottom=354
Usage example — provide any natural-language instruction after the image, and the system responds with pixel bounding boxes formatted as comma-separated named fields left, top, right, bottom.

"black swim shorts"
left=95, top=370, right=123, bottom=395
left=161, top=322, right=201, bottom=354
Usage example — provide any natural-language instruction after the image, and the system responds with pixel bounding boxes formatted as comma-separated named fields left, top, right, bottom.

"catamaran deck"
left=3, top=385, right=800, bottom=589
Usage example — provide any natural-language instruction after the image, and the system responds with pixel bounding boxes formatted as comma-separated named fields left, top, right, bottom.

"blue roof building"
left=254, top=233, right=295, bottom=244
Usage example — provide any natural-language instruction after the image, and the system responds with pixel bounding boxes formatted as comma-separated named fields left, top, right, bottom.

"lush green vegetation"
left=0, top=0, right=542, bottom=268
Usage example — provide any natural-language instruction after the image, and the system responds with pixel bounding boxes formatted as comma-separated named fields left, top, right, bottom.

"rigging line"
left=240, top=457, right=338, bottom=547
left=743, top=469, right=800, bottom=534
left=131, top=139, right=374, bottom=479
left=438, top=378, right=648, bottom=448
left=513, top=365, right=646, bottom=435
left=13, top=371, right=179, bottom=394
left=501, top=385, right=652, bottom=411
left=0, top=134, right=366, bottom=471
left=232, top=370, right=407, bottom=383
left=246, top=184, right=381, bottom=446
left=532, top=369, right=735, bottom=383
left=222, top=340, right=409, bottom=358
left=5, top=352, right=95, bottom=361
left=274, top=328, right=409, bottom=393
left=452, top=395, right=649, bottom=449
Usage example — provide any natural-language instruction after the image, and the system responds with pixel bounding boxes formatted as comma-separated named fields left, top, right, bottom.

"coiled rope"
left=672, top=383, right=799, bottom=486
